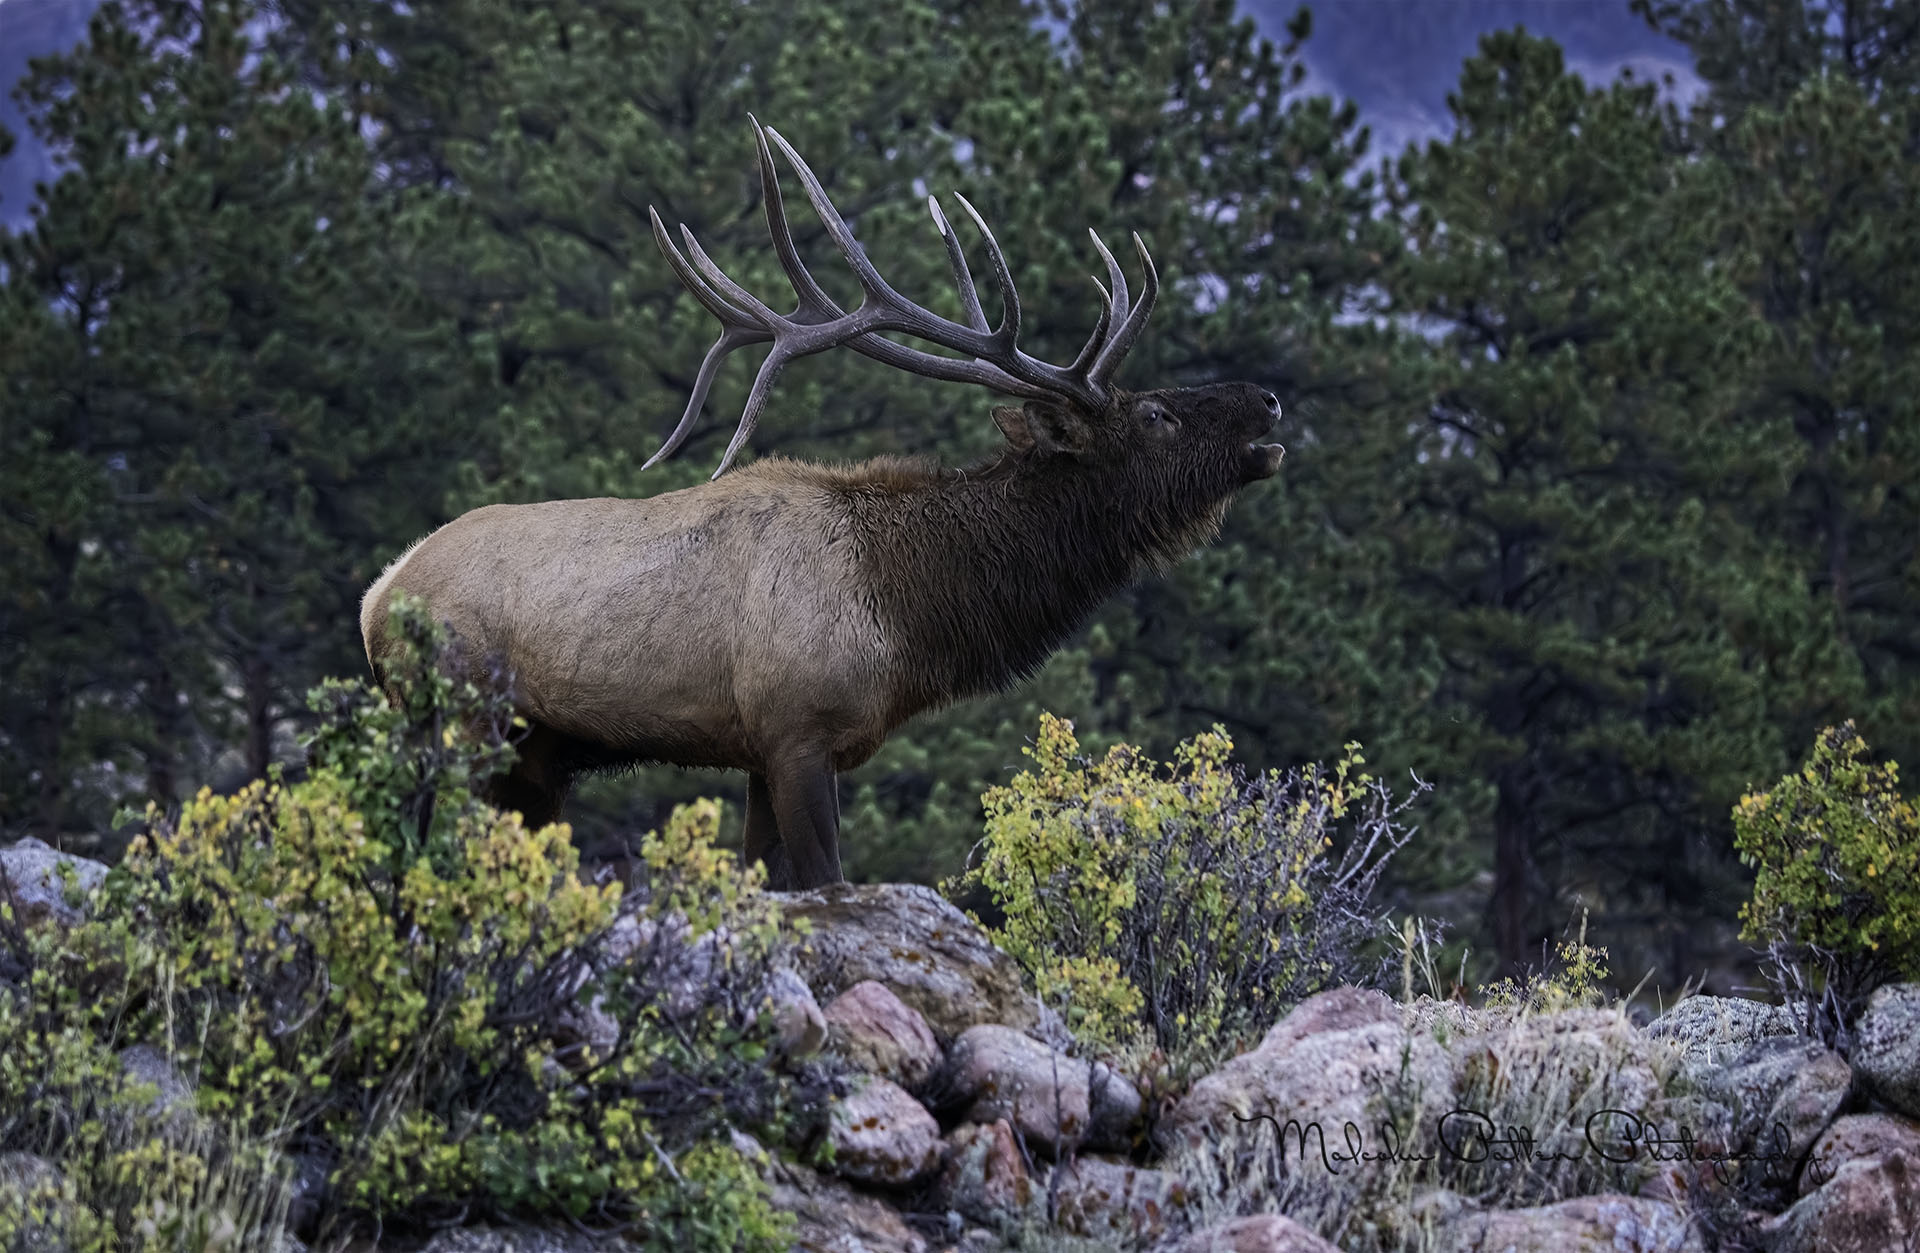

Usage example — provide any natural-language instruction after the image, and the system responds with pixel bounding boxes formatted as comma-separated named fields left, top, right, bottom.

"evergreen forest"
left=3, top=0, right=1916, bottom=993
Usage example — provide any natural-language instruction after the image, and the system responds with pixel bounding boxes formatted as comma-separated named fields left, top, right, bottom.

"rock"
left=0, top=1153, right=75, bottom=1252
left=825, top=981, right=942, bottom=1090
left=771, top=1158, right=931, bottom=1253
left=1164, top=990, right=1451, bottom=1161
left=416, top=1228, right=621, bottom=1252
left=1648, top=995, right=1802, bottom=1070
left=551, top=996, right=620, bottom=1073
left=117, top=1043, right=197, bottom=1131
left=932, top=1120, right=1031, bottom=1226
left=1439, top=1193, right=1705, bottom=1253
left=1171, top=1213, right=1341, bottom=1253
left=766, top=967, right=828, bottom=1057
left=1759, top=1149, right=1920, bottom=1253
left=1260, top=986, right=1400, bottom=1048
left=1454, top=1009, right=1686, bottom=1194
left=1800, top=1113, right=1920, bottom=1196
left=594, top=913, right=824, bottom=1058
left=284, top=1149, right=336, bottom=1241
left=776, top=884, right=1041, bottom=1040
left=944, top=1228, right=1005, bottom=1253
left=0, top=837, right=107, bottom=932
left=1044, top=1154, right=1187, bottom=1241
left=828, top=1076, right=944, bottom=1187
left=1701, top=1036, right=1852, bottom=1193
left=1400, top=995, right=1487, bottom=1041
left=1852, top=983, right=1920, bottom=1118
left=938, top=1024, right=1142, bottom=1154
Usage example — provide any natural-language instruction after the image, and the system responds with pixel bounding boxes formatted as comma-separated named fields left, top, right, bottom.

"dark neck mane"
left=833, top=452, right=1225, bottom=717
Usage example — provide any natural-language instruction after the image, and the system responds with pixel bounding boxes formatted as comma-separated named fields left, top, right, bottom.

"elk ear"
left=992, top=405, right=1038, bottom=452
left=1018, top=399, right=1090, bottom=455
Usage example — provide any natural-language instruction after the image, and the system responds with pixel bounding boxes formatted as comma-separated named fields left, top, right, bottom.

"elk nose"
left=1261, top=390, right=1281, bottom=417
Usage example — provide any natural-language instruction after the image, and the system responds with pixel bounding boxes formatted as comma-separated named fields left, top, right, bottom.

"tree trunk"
left=1492, top=775, right=1531, bottom=975
left=244, top=655, right=275, bottom=780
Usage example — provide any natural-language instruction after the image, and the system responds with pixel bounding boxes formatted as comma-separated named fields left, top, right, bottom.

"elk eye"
left=1142, top=405, right=1180, bottom=436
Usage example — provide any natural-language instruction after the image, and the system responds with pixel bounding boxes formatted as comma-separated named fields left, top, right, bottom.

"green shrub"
left=0, top=858, right=293, bottom=1252
left=955, top=714, right=1424, bottom=1068
left=1734, top=722, right=1920, bottom=1036
left=3, top=598, right=822, bottom=1250
left=1480, top=909, right=1613, bottom=1016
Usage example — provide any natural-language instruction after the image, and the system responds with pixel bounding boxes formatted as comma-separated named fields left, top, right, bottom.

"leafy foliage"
left=957, top=714, right=1421, bottom=1066
left=2, top=601, right=821, bottom=1249
left=1734, top=722, right=1920, bottom=1039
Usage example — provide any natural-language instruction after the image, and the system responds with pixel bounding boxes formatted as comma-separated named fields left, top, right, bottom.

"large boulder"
left=1451, top=1008, right=1704, bottom=1197
left=595, top=914, right=824, bottom=1056
left=1163, top=988, right=1451, bottom=1161
left=1801, top=1113, right=1920, bottom=1195
left=0, top=837, right=107, bottom=932
left=824, top=981, right=942, bottom=1090
left=0, top=1152, right=75, bottom=1252
left=932, top=1119, right=1031, bottom=1227
left=1647, top=995, right=1801, bottom=1070
left=775, top=884, right=1042, bottom=1041
left=1851, top=983, right=1920, bottom=1119
left=1043, top=1154, right=1187, bottom=1241
left=1171, top=1214, right=1340, bottom=1253
left=1437, top=1194, right=1704, bottom=1253
left=764, top=967, right=829, bottom=1057
left=936, top=1024, right=1142, bottom=1155
left=1759, top=1149, right=1920, bottom=1253
left=826, top=1076, right=944, bottom=1188
left=117, top=1043, right=198, bottom=1134
left=1698, top=1036, right=1852, bottom=1195
left=770, top=1158, right=931, bottom=1253
left=417, top=1230, right=619, bottom=1252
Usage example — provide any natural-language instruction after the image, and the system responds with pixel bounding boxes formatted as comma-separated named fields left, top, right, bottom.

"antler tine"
left=752, top=116, right=843, bottom=322
left=1068, top=276, right=1114, bottom=375
left=927, top=196, right=989, bottom=333
left=710, top=340, right=798, bottom=479
left=763, top=127, right=912, bottom=310
left=646, top=206, right=775, bottom=469
left=1088, top=232, right=1160, bottom=388
left=1087, top=230, right=1131, bottom=333
left=649, top=205, right=762, bottom=330
left=949, top=193, right=1021, bottom=350
left=644, top=324, right=765, bottom=470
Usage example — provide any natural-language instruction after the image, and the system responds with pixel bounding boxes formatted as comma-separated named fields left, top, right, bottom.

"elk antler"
left=648, top=117, right=1160, bottom=478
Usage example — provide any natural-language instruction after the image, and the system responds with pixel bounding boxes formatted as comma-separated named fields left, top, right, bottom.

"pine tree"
left=1640, top=0, right=1920, bottom=772
left=1376, top=30, right=1851, bottom=974
left=0, top=0, right=466, bottom=841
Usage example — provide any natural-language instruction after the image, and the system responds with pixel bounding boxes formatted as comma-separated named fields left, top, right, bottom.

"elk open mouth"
left=1245, top=442, right=1286, bottom=480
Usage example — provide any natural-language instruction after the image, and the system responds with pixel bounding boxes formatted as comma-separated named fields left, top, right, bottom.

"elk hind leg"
left=744, top=772, right=797, bottom=889
left=766, top=753, right=843, bottom=890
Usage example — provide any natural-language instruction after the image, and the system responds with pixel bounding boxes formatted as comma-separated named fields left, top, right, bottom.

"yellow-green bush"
left=1, top=599, right=821, bottom=1250
left=956, top=714, right=1425, bottom=1067
left=1735, top=722, right=1920, bottom=1033
left=0, top=870, right=293, bottom=1252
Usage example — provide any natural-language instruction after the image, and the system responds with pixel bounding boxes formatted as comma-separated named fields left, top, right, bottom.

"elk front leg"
left=743, top=772, right=796, bottom=889
left=766, top=752, right=844, bottom=890
left=490, top=721, right=571, bottom=829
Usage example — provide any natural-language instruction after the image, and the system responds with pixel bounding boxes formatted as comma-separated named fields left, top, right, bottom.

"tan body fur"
left=365, top=461, right=897, bottom=776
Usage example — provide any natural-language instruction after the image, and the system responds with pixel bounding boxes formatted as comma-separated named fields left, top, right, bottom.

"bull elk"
left=361, top=118, right=1285, bottom=889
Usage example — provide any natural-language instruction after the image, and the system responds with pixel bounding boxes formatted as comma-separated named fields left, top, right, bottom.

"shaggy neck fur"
left=824, top=450, right=1236, bottom=717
